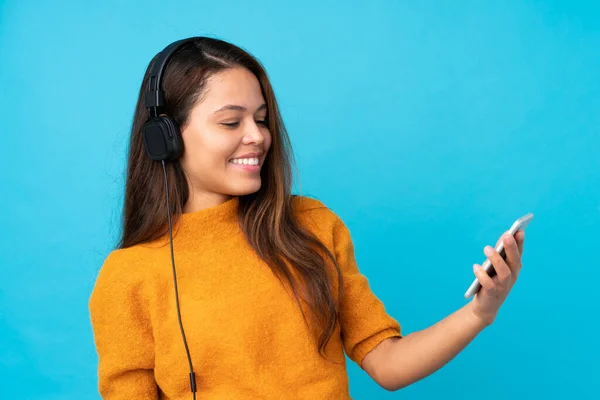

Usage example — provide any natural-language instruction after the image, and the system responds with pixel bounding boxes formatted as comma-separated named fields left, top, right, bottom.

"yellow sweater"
left=89, top=196, right=401, bottom=399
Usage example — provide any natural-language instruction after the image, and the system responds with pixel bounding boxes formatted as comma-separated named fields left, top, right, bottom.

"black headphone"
left=141, top=38, right=192, bottom=162
left=142, top=38, right=198, bottom=399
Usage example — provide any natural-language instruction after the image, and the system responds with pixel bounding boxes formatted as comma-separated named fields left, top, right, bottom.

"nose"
left=242, top=121, right=266, bottom=145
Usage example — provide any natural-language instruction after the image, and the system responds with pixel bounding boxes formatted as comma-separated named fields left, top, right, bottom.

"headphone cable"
left=161, top=160, right=197, bottom=399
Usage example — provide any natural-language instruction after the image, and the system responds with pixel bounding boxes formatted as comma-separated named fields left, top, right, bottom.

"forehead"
left=199, top=67, right=265, bottom=110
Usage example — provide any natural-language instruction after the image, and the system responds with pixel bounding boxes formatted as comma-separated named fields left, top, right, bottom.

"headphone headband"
left=144, top=38, right=194, bottom=116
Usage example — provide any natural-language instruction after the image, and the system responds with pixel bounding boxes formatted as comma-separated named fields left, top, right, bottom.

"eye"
left=221, top=119, right=268, bottom=128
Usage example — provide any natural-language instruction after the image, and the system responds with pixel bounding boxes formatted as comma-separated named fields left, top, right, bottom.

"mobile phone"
left=464, top=213, right=534, bottom=299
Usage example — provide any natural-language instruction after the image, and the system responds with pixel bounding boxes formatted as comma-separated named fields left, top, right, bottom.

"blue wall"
left=1, top=0, right=598, bottom=398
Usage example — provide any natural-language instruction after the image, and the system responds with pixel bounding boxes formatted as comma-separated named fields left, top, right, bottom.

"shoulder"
left=89, top=245, right=156, bottom=305
left=89, top=246, right=157, bottom=328
left=95, top=246, right=150, bottom=280
left=291, top=195, right=350, bottom=242
left=291, top=194, right=328, bottom=211
left=292, top=195, right=339, bottom=223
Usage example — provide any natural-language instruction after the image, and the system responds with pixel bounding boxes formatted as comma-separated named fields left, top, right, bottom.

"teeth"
left=230, top=157, right=259, bottom=166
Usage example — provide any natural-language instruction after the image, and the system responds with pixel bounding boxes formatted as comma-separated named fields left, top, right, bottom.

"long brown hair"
left=118, top=36, right=344, bottom=359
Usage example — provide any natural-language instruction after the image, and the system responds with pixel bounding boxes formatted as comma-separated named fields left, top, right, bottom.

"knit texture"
left=89, top=195, right=401, bottom=399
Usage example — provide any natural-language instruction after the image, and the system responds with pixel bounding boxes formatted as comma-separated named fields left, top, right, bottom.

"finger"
left=473, top=264, right=496, bottom=291
left=502, top=233, right=522, bottom=277
left=494, top=230, right=524, bottom=252
left=493, top=232, right=507, bottom=248
left=484, top=245, right=512, bottom=285
left=514, top=230, right=525, bottom=255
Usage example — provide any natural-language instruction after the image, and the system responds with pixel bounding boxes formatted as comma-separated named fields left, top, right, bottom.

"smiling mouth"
left=229, top=157, right=260, bottom=166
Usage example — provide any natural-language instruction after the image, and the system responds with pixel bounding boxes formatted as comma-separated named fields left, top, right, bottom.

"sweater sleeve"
left=89, top=250, right=158, bottom=399
left=332, top=216, right=402, bottom=369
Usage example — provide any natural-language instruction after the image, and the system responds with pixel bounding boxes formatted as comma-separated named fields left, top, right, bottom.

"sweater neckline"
left=142, top=197, right=240, bottom=248
left=177, top=196, right=239, bottom=226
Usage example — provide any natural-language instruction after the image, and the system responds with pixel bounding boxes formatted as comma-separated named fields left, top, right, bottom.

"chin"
left=226, top=181, right=262, bottom=196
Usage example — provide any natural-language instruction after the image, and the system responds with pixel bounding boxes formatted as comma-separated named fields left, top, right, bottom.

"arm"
left=330, top=216, right=404, bottom=369
left=363, top=231, right=525, bottom=391
left=89, top=251, right=159, bottom=399
left=362, top=301, right=488, bottom=391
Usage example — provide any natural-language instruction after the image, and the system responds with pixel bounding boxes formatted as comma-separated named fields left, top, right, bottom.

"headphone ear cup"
left=142, top=116, right=183, bottom=161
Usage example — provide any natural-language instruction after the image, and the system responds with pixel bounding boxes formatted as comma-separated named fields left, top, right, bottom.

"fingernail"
left=484, top=246, right=493, bottom=256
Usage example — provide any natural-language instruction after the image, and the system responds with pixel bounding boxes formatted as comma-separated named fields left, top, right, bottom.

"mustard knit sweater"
left=89, top=196, right=402, bottom=399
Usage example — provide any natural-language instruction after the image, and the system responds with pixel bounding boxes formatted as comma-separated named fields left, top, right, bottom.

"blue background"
left=1, top=0, right=598, bottom=398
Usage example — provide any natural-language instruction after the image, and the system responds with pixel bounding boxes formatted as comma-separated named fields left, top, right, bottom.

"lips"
left=229, top=151, right=263, bottom=161
left=229, top=157, right=259, bottom=166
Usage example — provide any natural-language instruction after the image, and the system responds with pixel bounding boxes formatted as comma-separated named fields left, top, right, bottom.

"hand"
left=469, top=230, right=525, bottom=326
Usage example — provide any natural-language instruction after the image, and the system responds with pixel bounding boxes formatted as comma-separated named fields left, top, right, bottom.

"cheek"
left=182, top=128, right=232, bottom=169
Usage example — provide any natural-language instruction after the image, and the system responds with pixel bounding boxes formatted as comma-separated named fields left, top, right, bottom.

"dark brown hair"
left=117, top=36, right=343, bottom=359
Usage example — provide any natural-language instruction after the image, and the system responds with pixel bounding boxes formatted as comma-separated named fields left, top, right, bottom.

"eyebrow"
left=213, top=103, right=268, bottom=114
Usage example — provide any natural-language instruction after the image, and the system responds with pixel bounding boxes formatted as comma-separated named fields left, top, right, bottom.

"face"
left=179, top=67, right=272, bottom=204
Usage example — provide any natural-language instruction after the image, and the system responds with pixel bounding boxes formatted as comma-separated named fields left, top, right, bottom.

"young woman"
left=89, top=36, right=526, bottom=399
